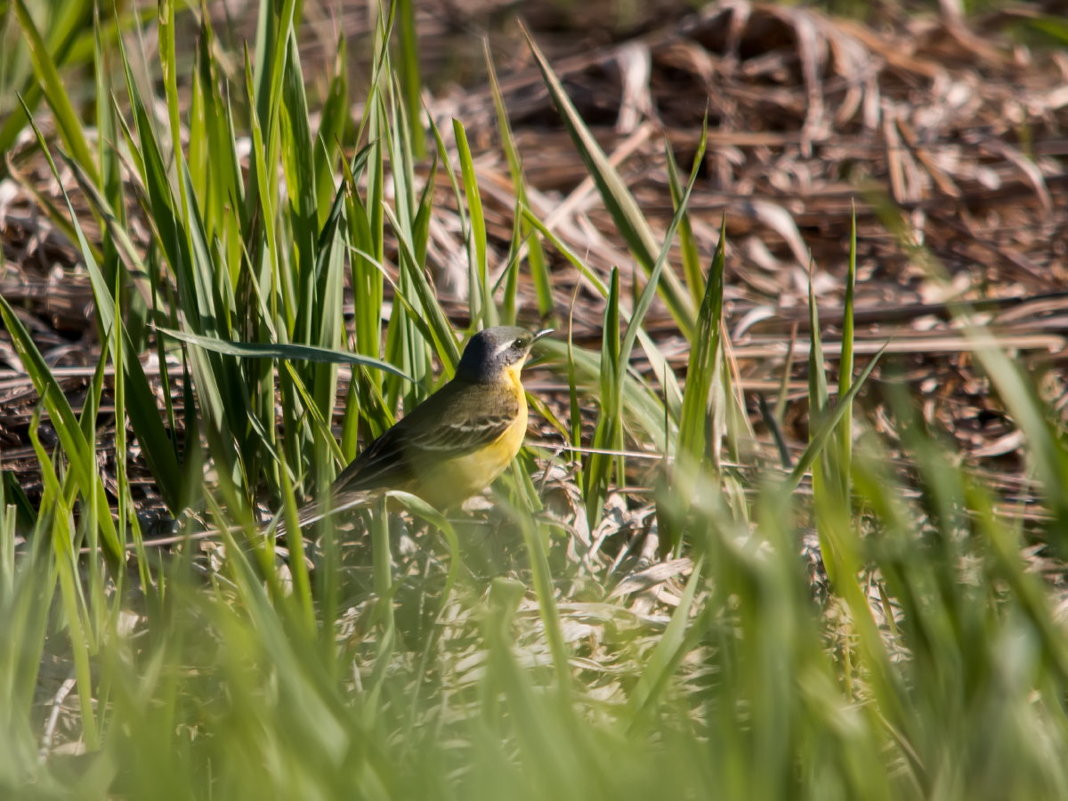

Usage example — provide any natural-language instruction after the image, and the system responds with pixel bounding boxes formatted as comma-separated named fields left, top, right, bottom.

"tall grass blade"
left=584, top=269, right=623, bottom=522
left=0, top=293, right=121, bottom=559
left=484, top=38, right=553, bottom=319
left=453, top=118, right=496, bottom=328
left=12, top=0, right=99, bottom=186
left=157, top=328, right=413, bottom=379
left=21, top=93, right=186, bottom=511
left=394, top=0, right=424, bottom=158
left=522, top=23, right=694, bottom=337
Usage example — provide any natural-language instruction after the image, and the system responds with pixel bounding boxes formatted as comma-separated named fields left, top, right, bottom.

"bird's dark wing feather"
left=331, top=423, right=414, bottom=494
left=331, top=379, right=518, bottom=494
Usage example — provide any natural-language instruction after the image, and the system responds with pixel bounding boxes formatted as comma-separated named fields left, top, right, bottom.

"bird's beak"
left=524, top=329, right=554, bottom=368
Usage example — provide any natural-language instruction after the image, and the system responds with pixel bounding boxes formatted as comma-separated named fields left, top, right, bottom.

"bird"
left=291, top=326, right=553, bottom=528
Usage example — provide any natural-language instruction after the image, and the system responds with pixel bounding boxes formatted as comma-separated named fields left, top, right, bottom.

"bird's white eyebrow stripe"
left=493, top=339, right=517, bottom=359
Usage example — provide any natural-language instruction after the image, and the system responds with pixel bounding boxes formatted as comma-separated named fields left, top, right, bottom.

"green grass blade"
left=677, top=224, right=726, bottom=470
left=157, top=328, right=413, bottom=381
left=394, top=0, right=424, bottom=158
left=21, top=87, right=186, bottom=512
left=521, top=207, right=683, bottom=422
left=837, top=204, right=858, bottom=498
left=453, top=118, right=496, bottom=328
left=11, top=0, right=99, bottom=186
left=0, top=293, right=121, bottom=559
left=521, top=23, right=694, bottom=337
left=666, top=133, right=704, bottom=307
left=788, top=345, right=884, bottom=492
left=314, top=35, right=349, bottom=225
left=629, top=557, right=704, bottom=721
left=0, top=0, right=95, bottom=157
left=484, top=38, right=553, bottom=319
left=584, top=269, right=624, bottom=522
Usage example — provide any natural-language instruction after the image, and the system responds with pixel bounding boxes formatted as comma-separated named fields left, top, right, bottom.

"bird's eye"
left=513, top=337, right=527, bottom=350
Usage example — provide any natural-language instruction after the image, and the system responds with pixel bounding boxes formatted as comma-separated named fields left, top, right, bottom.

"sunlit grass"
left=2, top=2, right=1068, bottom=800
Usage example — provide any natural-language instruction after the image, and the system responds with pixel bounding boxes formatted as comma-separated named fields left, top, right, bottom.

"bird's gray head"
left=456, top=326, right=553, bottom=383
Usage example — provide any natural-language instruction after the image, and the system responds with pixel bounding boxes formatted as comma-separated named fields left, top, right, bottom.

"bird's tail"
left=269, top=490, right=378, bottom=537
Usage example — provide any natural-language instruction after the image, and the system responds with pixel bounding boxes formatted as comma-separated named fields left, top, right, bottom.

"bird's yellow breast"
left=412, top=364, right=528, bottom=508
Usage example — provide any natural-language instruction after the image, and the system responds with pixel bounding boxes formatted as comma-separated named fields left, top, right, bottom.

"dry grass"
left=2, top=2, right=1068, bottom=797
left=5, top=1, right=1067, bottom=523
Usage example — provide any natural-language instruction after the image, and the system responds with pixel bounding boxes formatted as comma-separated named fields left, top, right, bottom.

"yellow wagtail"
left=296, top=326, right=552, bottom=526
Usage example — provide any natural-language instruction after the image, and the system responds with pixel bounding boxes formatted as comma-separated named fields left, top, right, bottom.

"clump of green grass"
left=2, top=2, right=1068, bottom=800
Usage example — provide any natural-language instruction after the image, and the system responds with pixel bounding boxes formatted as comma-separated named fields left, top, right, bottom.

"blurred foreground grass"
left=2, top=1, right=1068, bottom=799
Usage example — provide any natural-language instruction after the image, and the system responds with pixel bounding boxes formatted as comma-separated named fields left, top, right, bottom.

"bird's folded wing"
left=407, top=410, right=516, bottom=453
left=332, top=384, right=518, bottom=493
left=331, top=425, right=411, bottom=493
